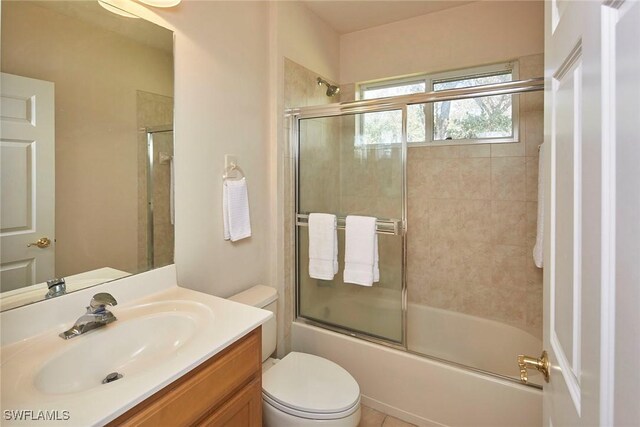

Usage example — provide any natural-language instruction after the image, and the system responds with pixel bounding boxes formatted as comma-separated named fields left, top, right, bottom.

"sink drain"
left=102, top=372, right=123, bottom=384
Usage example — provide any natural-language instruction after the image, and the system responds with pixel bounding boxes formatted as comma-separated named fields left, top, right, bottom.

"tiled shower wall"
left=405, top=54, right=544, bottom=338
left=286, top=54, right=543, bottom=342
left=340, top=54, right=543, bottom=338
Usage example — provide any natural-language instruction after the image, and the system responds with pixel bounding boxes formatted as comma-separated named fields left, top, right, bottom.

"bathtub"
left=407, top=302, right=543, bottom=382
left=293, top=299, right=542, bottom=427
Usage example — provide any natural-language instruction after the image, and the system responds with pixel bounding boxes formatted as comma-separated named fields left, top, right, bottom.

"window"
left=357, top=62, right=519, bottom=146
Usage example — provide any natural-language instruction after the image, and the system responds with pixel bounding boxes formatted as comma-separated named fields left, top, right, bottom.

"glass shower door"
left=297, top=111, right=404, bottom=344
left=146, top=128, right=174, bottom=270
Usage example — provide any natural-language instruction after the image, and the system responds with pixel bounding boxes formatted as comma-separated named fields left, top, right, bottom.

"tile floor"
left=359, top=405, right=416, bottom=427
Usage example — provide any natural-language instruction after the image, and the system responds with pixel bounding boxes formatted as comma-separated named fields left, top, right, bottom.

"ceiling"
left=301, top=0, right=476, bottom=34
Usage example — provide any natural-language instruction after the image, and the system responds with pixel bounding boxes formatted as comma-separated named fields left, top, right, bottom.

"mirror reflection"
left=0, top=1, right=174, bottom=311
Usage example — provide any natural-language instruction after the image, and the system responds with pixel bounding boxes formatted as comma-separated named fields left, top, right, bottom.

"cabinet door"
left=197, top=378, right=262, bottom=427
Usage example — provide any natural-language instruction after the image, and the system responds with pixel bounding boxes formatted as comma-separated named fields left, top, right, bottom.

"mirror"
left=0, top=1, right=174, bottom=311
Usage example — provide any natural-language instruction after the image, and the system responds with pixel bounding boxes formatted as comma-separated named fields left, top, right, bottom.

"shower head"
left=317, top=77, right=340, bottom=97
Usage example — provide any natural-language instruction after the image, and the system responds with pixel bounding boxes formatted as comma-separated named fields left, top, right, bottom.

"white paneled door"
left=0, top=73, right=55, bottom=292
left=543, top=1, right=639, bottom=426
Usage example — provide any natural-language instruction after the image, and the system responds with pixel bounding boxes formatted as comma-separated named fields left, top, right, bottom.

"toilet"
left=229, top=285, right=361, bottom=427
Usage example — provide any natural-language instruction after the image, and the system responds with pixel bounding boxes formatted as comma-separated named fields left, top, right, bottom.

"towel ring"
left=222, top=163, right=245, bottom=180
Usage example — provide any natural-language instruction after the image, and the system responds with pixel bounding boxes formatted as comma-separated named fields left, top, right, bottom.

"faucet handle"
left=89, top=293, right=117, bottom=313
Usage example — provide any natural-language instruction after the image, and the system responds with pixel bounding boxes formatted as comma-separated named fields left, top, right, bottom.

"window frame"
left=356, top=76, right=428, bottom=147
left=356, top=62, right=520, bottom=147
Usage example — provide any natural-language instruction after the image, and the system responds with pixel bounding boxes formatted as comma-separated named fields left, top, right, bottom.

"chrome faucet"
left=45, top=278, right=66, bottom=299
left=59, top=293, right=118, bottom=339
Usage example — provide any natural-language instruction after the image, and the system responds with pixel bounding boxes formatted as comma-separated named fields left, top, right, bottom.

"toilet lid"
left=262, top=352, right=360, bottom=415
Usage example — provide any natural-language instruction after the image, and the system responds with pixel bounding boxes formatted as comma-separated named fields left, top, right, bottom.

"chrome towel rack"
left=296, top=213, right=403, bottom=236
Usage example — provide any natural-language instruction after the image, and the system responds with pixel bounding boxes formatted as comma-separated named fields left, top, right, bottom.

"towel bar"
left=296, top=213, right=403, bottom=236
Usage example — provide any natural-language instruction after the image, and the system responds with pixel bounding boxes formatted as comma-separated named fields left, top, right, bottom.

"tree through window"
left=358, top=63, right=518, bottom=146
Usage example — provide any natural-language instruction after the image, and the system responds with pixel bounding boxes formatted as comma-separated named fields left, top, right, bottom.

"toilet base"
left=262, top=399, right=361, bottom=427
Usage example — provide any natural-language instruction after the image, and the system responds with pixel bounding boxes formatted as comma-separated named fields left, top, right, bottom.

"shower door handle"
left=517, top=350, right=550, bottom=384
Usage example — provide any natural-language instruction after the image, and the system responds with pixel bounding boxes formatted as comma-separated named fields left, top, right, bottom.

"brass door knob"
left=27, top=237, right=51, bottom=248
left=517, top=350, right=550, bottom=383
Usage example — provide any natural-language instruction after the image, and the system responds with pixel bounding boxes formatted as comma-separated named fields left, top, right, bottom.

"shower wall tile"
left=457, top=241, right=493, bottom=286
left=491, top=140, right=525, bottom=157
left=492, top=200, right=527, bottom=246
left=405, top=53, right=544, bottom=340
left=492, top=244, right=527, bottom=289
left=526, top=201, right=538, bottom=239
left=430, top=145, right=459, bottom=159
left=423, top=158, right=461, bottom=199
left=459, top=144, right=491, bottom=158
left=457, top=200, right=492, bottom=242
left=427, top=199, right=492, bottom=244
left=525, top=156, right=539, bottom=202
left=459, top=158, right=492, bottom=199
left=524, top=110, right=544, bottom=157
left=491, top=157, right=526, bottom=201
left=409, top=145, right=433, bottom=160
left=524, top=92, right=544, bottom=113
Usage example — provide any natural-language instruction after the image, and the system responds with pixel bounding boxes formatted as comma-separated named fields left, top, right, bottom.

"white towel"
left=308, top=213, right=338, bottom=280
left=533, top=144, right=544, bottom=268
left=344, top=215, right=379, bottom=286
left=222, top=178, right=251, bottom=242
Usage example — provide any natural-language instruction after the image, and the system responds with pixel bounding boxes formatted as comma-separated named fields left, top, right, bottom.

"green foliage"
left=436, top=95, right=512, bottom=140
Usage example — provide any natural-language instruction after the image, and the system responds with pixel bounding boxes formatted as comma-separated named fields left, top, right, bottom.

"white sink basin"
left=33, top=302, right=203, bottom=395
left=0, top=284, right=272, bottom=427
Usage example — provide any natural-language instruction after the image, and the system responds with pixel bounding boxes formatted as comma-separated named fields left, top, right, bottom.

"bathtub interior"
left=407, top=303, right=543, bottom=385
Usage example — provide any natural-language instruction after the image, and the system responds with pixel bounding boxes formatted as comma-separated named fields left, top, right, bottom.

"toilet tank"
left=228, top=285, right=278, bottom=362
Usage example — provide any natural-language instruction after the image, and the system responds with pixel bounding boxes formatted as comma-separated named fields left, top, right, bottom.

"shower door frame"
left=290, top=77, right=545, bottom=387
left=145, top=125, right=173, bottom=270
left=292, top=105, right=409, bottom=351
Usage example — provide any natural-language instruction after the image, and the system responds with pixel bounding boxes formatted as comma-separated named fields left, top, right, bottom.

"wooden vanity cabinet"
left=108, top=327, right=262, bottom=427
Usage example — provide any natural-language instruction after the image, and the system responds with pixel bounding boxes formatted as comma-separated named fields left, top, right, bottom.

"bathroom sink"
left=0, top=271, right=272, bottom=427
left=1, top=298, right=216, bottom=401
left=34, top=304, right=200, bottom=395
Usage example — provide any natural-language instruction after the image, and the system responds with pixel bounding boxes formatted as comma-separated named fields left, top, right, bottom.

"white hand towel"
left=533, top=144, right=544, bottom=268
left=308, top=213, right=338, bottom=280
left=222, top=178, right=252, bottom=242
left=344, top=215, right=379, bottom=286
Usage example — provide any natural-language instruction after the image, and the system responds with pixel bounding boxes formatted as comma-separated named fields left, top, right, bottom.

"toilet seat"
left=262, top=352, right=360, bottom=420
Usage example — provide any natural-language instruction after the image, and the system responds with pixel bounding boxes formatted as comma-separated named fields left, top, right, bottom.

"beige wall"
left=275, top=2, right=341, bottom=83
left=340, top=1, right=544, bottom=84
left=1, top=1, right=173, bottom=278
left=157, top=2, right=271, bottom=298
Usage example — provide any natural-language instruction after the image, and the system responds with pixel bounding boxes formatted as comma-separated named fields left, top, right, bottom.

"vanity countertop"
left=0, top=267, right=272, bottom=426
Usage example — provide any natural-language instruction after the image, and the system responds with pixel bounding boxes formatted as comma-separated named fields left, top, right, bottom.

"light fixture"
left=136, top=0, right=181, bottom=7
left=98, top=0, right=140, bottom=18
